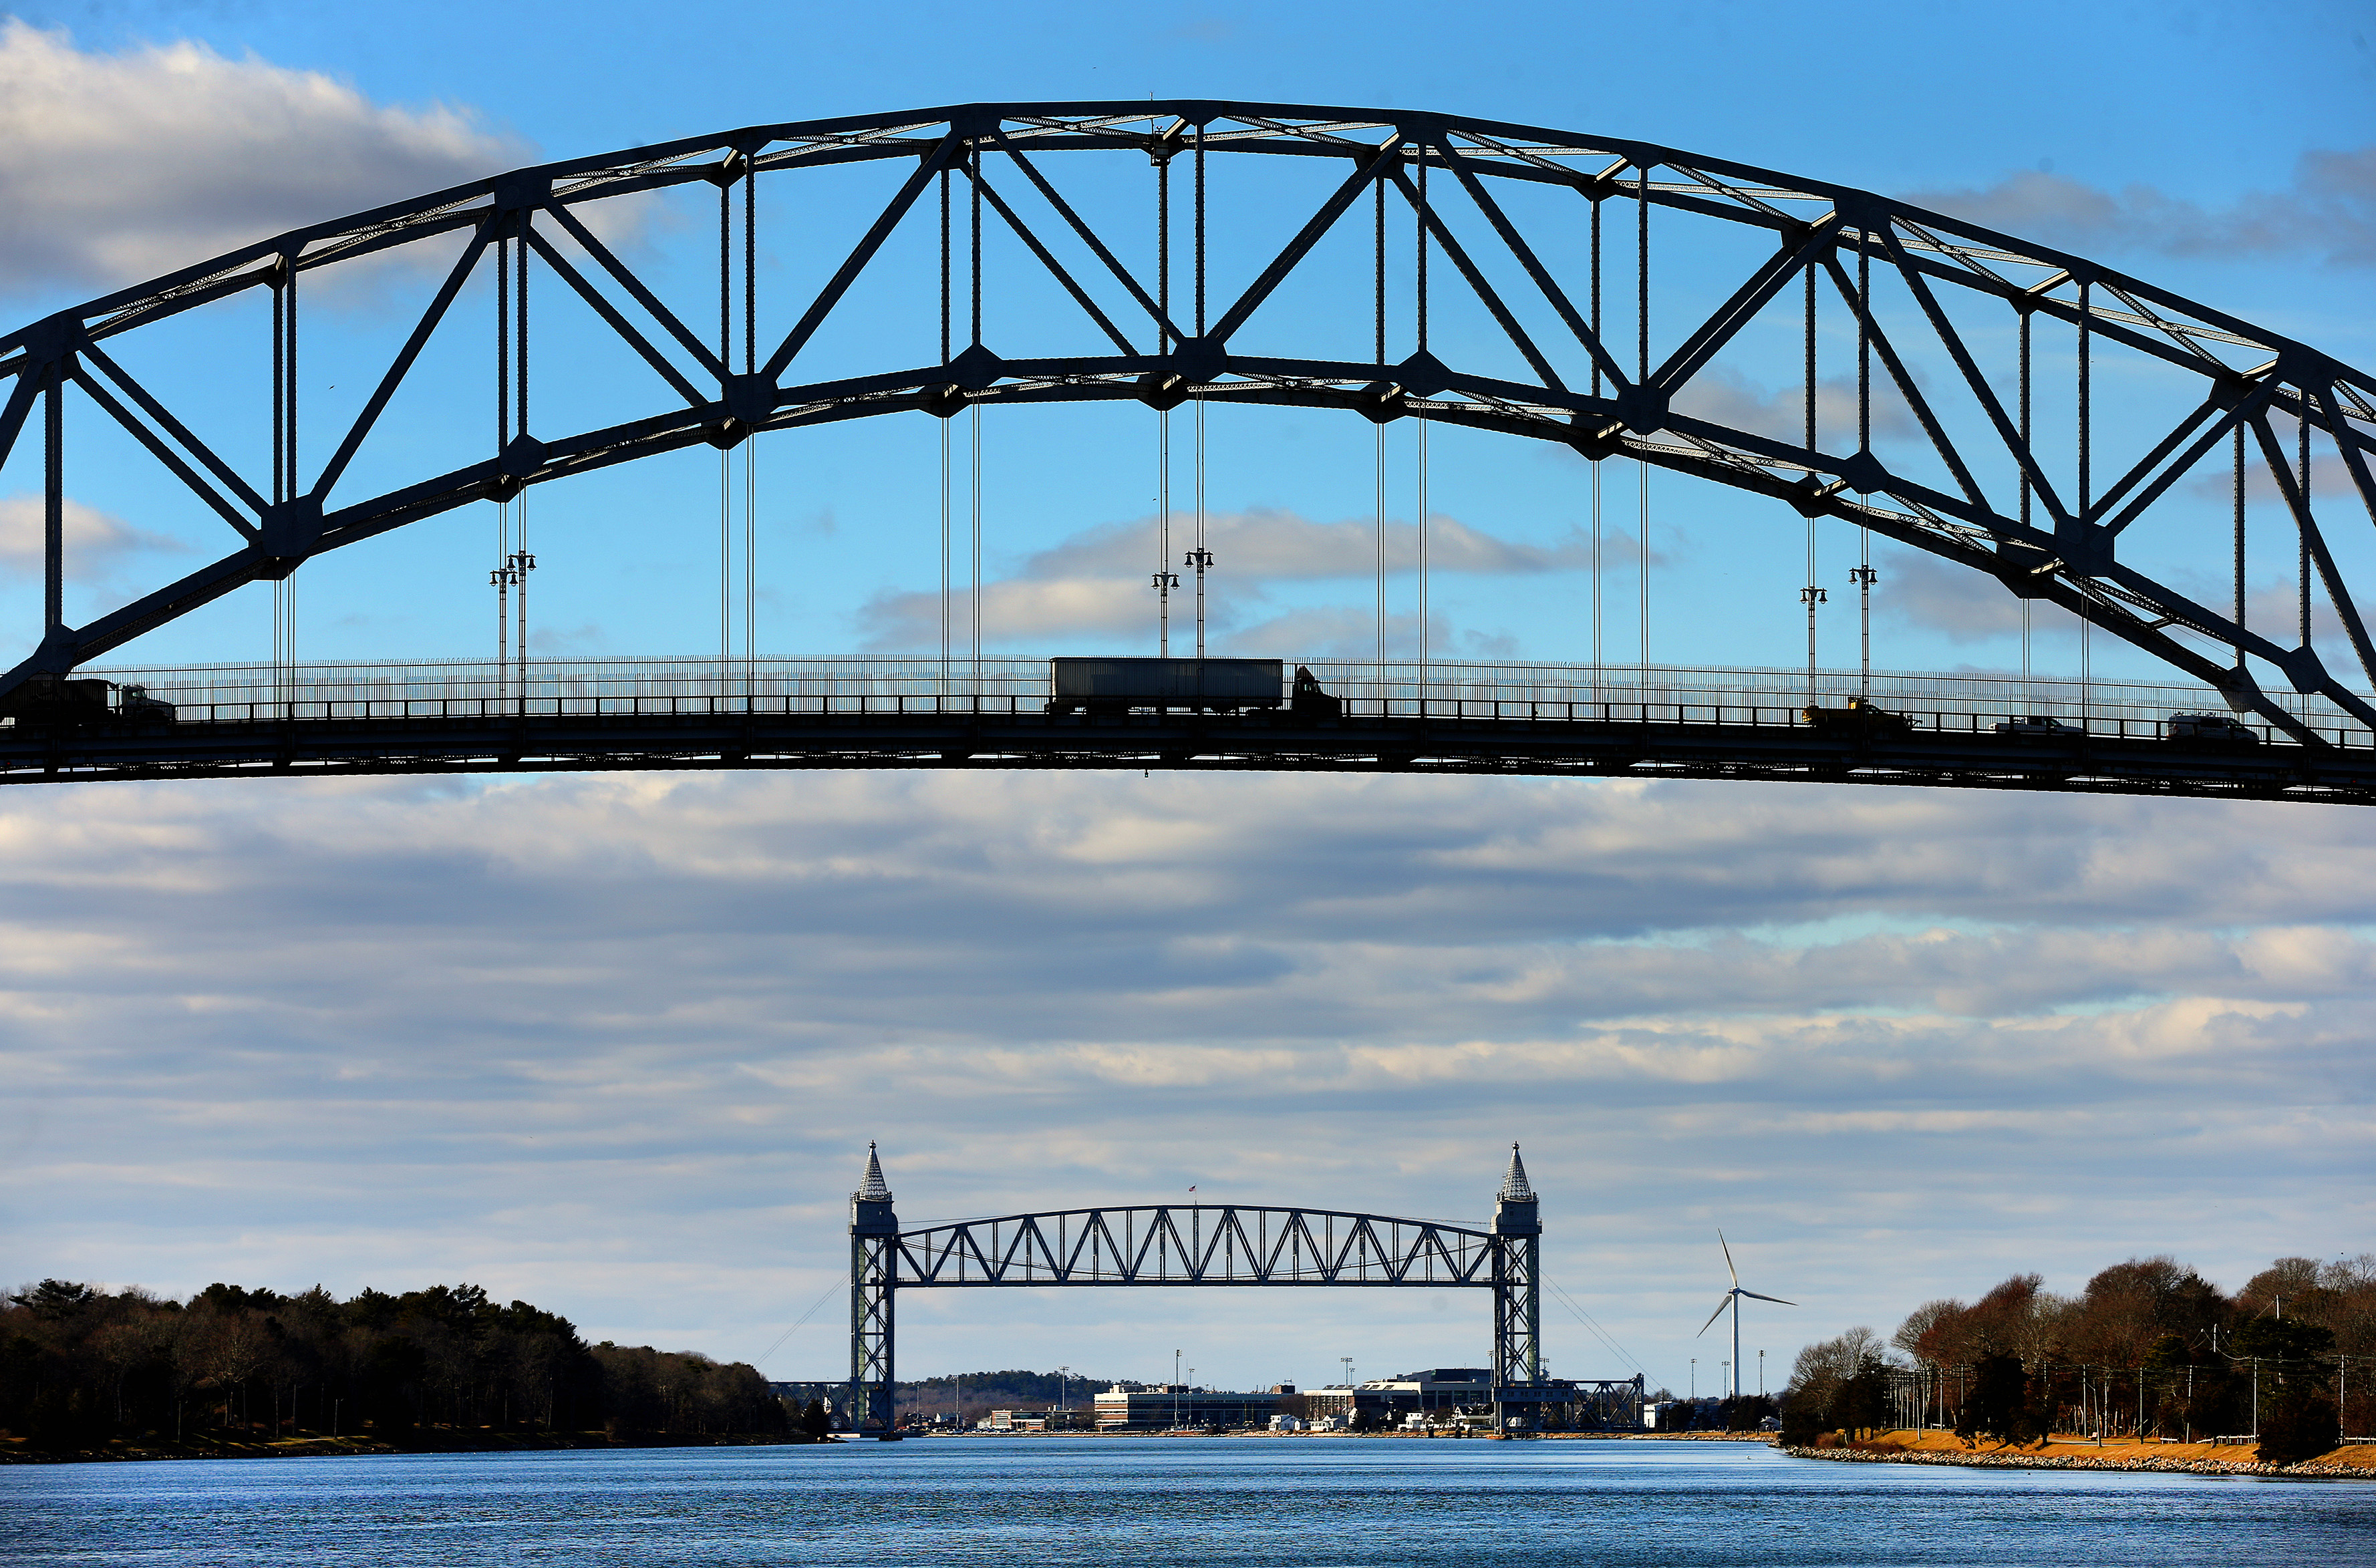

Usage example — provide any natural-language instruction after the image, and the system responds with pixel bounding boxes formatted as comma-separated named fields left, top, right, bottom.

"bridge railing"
left=78, top=655, right=2376, bottom=747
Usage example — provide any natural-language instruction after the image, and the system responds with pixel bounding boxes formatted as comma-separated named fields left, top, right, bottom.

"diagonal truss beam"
left=1208, top=144, right=1398, bottom=347
left=1436, top=140, right=1631, bottom=390
left=1878, top=227, right=2071, bottom=528
left=313, top=228, right=496, bottom=497
left=2256, top=412, right=2376, bottom=690
left=542, top=200, right=728, bottom=383
left=1823, top=249, right=1988, bottom=508
left=965, top=168, right=1138, bottom=355
left=525, top=225, right=710, bottom=410
left=66, top=364, right=257, bottom=540
left=990, top=128, right=1185, bottom=348
left=1388, top=166, right=1564, bottom=390
left=762, top=130, right=963, bottom=382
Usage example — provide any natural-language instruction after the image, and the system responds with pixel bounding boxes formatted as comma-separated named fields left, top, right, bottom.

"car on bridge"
left=1990, top=716, right=2079, bottom=740
left=1799, top=698, right=1913, bottom=739
left=2165, top=712, right=2260, bottom=746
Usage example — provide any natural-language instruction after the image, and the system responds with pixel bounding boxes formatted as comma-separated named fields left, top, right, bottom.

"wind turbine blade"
left=1738, top=1291, right=1795, bottom=1305
left=1719, top=1229, right=1737, bottom=1287
left=1696, top=1294, right=1733, bottom=1337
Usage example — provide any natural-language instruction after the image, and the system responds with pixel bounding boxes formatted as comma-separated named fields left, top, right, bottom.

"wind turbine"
left=1697, top=1231, right=1793, bottom=1407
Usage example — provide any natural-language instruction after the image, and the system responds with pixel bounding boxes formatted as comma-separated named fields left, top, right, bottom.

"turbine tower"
left=1696, top=1231, right=1792, bottom=1407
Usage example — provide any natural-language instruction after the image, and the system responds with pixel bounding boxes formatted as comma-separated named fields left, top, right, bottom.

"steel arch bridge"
left=845, top=1144, right=1571, bottom=1436
left=5, top=100, right=2375, bottom=798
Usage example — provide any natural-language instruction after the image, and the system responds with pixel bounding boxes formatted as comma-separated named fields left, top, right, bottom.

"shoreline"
left=1781, top=1429, right=2376, bottom=1480
left=0, top=1430, right=825, bottom=1466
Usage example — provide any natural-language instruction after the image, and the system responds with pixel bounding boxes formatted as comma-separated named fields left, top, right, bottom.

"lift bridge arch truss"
left=6, top=100, right=2376, bottom=787
left=848, top=1150, right=1555, bottom=1435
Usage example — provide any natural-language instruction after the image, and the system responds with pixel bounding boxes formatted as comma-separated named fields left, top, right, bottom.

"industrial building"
left=1302, top=1368, right=1498, bottom=1424
left=1094, top=1383, right=1297, bottom=1430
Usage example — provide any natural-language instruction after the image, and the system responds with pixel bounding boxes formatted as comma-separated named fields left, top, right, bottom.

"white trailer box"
left=1048, top=657, right=1284, bottom=714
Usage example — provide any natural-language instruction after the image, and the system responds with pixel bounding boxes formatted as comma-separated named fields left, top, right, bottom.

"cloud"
left=857, top=506, right=1591, bottom=649
left=0, top=493, right=186, bottom=585
left=1872, top=544, right=2023, bottom=643
left=0, top=770, right=2369, bottom=1390
left=0, top=20, right=531, bottom=299
left=1011, top=506, right=1588, bottom=582
left=1672, top=365, right=1918, bottom=449
left=1900, top=149, right=2376, bottom=269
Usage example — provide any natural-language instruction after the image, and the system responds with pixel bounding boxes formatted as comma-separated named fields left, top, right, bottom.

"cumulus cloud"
left=0, top=20, right=531, bottom=299
left=857, top=506, right=1590, bottom=649
left=0, top=770, right=2369, bottom=1392
left=1672, top=365, right=1917, bottom=448
left=1900, top=148, right=2376, bottom=269
left=0, top=492, right=186, bottom=585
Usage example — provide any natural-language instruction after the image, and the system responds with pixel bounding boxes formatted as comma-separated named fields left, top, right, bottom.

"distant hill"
left=895, top=1368, right=1113, bottom=1418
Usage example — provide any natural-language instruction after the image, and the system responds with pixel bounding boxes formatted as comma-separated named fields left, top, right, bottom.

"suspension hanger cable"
left=720, top=179, right=732, bottom=697
left=2078, top=281, right=2091, bottom=727
left=494, top=232, right=510, bottom=708
left=1636, top=159, right=1650, bottom=675
left=2299, top=400, right=2313, bottom=651
left=1804, top=259, right=1819, bottom=703
left=1376, top=164, right=1388, bottom=683
left=1590, top=192, right=1602, bottom=699
left=1157, top=150, right=1171, bottom=659
left=971, top=138, right=982, bottom=701
left=1193, top=121, right=1209, bottom=660
left=940, top=166, right=952, bottom=697
left=746, top=150, right=758, bottom=705
left=1418, top=406, right=1429, bottom=685
left=516, top=222, right=531, bottom=716
left=2233, top=422, right=2246, bottom=671
left=1413, top=138, right=1429, bottom=689
left=2019, top=304, right=2031, bottom=705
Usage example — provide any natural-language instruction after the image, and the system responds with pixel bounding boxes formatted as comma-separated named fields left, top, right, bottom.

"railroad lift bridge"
left=844, top=1142, right=1639, bottom=1436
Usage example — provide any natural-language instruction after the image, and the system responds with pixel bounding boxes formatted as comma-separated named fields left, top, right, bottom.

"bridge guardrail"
left=59, top=655, right=2375, bottom=748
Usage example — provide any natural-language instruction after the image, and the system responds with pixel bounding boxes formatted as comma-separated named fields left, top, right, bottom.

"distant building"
left=1304, top=1368, right=1499, bottom=1423
left=1094, top=1383, right=1291, bottom=1430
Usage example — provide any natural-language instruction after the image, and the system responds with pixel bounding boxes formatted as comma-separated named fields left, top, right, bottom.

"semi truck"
left=1048, top=657, right=1284, bottom=714
left=0, top=675, right=176, bottom=726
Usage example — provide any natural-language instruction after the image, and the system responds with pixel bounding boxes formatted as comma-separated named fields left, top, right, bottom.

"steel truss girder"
left=891, top=1203, right=1501, bottom=1288
left=6, top=102, right=2375, bottom=746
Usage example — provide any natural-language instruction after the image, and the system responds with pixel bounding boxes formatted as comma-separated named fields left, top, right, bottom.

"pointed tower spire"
left=1499, top=1142, right=1535, bottom=1202
left=857, top=1140, right=893, bottom=1202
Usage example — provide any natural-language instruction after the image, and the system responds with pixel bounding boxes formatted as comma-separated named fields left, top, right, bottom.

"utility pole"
left=1186, top=547, right=1213, bottom=657
left=1801, top=584, right=1826, bottom=703
left=1849, top=563, right=1877, bottom=697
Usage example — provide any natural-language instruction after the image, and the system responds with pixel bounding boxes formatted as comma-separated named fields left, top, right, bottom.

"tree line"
left=1781, top=1253, right=2375, bottom=1465
left=1, top=1279, right=794, bottom=1452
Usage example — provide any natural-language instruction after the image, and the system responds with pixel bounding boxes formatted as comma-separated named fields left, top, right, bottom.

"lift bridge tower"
left=847, top=1143, right=1569, bottom=1435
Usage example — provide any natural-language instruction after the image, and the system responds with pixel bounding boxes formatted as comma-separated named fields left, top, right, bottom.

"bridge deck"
left=5, top=705, right=2370, bottom=803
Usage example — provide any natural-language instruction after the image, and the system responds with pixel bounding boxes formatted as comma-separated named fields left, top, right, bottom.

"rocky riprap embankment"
left=1783, top=1444, right=2376, bottom=1479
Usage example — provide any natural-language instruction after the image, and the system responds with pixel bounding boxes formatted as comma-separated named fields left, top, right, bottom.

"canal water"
left=4, top=1437, right=2371, bottom=1565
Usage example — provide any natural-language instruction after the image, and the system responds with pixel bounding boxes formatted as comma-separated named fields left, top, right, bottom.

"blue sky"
left=0, top=0, right=2371, bottom=1396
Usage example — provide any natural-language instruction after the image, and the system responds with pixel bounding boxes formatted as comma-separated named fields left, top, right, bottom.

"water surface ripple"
left=4, top=1437, right=2371, bottom=1566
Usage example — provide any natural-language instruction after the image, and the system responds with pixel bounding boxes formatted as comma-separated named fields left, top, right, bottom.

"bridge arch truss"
left=5, top=100, right=2375, bottom=778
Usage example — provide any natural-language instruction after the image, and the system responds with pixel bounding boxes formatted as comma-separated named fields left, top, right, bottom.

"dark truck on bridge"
left=0, top=676, right=176, bottom=727
left=1048, top=658, right=1343, bottom=716
left=1049, top=657, right=1280, bottom=714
